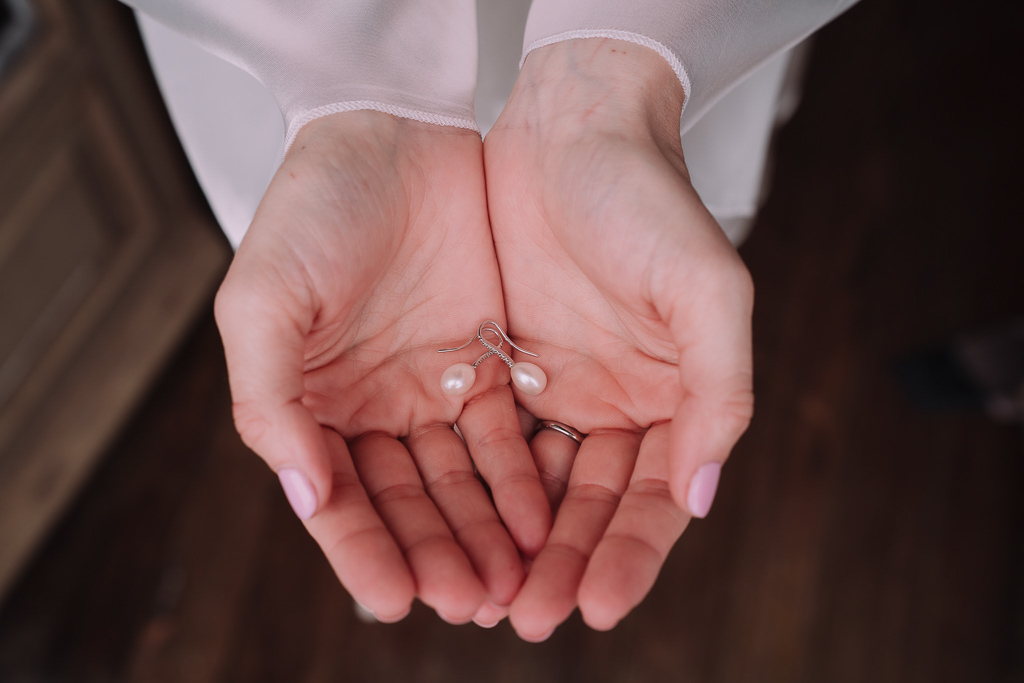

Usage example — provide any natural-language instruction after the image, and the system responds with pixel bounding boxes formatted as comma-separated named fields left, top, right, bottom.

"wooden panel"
left=0, top=87, right=157, bottom=457
left=0, top=150, right=113, bottom=377
left=0, top=0, right=230, bottom=601
left=0, top=0, right=70, bottom=129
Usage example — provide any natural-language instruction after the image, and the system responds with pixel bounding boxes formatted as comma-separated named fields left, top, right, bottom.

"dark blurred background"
left=0, top=1, right=1022, bottom=681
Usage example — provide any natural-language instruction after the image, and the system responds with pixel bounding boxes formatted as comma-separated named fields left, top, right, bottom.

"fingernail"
left=353, top=602, right=378, bottom=624
left=687, top=462, right=722, bottom=519
left=472, top=601, right=507, bottom=628
left=437, top=611, right=471, bottom=626
left=374, top=606, right=412, bottom=624
left=519, top=627, right=555, bottom=643
left=278, top=468, right=317, bottom=520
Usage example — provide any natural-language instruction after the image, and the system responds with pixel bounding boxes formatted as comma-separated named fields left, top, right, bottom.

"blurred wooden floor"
left=1, top=1, right=1023, bottom=681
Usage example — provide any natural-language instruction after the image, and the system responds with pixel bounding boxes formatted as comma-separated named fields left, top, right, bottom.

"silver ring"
left=535, top=420, right=585, bottom=444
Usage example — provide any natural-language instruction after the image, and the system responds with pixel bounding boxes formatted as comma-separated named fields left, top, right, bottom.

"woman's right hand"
left=215, top=111, right=551, bottom=626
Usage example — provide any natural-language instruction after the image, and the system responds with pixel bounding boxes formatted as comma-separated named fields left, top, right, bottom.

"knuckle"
left=565, top=482, right=622, bottom=507
left=538, top=469, right=568, bottom=491
left=473, top=425, right=525, bottom=453
left=721, top=390, right=755, bottom=438
left=231, top=400, right=270, bottom=452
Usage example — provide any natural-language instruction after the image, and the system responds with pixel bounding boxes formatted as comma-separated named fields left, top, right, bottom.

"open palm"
left=484, top=40, right=755, bottom=638
left=214, top=112, right=549, bottom=625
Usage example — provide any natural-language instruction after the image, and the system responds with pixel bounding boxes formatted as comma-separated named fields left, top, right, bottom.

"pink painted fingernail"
left=687, top=462, right=722, bottom=519
left=278, top=468, right=317, bottom=520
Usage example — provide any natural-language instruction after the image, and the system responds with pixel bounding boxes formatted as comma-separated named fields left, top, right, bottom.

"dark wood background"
left=1, top=1, right=1022, bottom=681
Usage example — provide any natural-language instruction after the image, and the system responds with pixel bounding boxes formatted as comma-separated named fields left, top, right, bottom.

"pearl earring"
left=438, top=320, right=547, bottom=397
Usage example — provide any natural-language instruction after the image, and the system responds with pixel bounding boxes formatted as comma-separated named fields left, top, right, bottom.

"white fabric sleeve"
left=122, top=0, right=479, bottom=151
left=522, top=0, right=860, bottom=133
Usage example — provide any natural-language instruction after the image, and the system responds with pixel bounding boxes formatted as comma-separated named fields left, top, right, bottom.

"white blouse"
left=124, top=0, right=860, bottom=247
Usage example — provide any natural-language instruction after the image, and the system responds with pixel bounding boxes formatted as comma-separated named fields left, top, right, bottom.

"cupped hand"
left=214, top=111, right=550, bottom=625
left=484, top=40, right=755, bottom=638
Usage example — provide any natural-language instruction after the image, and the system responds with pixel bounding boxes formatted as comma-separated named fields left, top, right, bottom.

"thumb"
left=660, top=249, right=754, bottom=518
left=214, top=265, right=333, bottom=520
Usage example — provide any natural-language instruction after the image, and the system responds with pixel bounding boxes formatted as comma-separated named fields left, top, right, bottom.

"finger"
left=577, top=423, right=690, bottom=630
left=658, top=249, right=755, bottom=517
left=458, top=385, right=552, bottom=557
left=516, top=404, right=538, bottom=440
left=529, top=428, right=581, bottom=510
left=509, top=431, right=641, bottom=641
left=350, top=433, right=486, bottom=622
left=214, top=267, right=332, bottom=520
left=304, top=429, right=415, bottom=622
left=405, top=425, right=525, bottom=609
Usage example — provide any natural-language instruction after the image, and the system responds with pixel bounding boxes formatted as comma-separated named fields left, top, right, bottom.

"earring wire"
left=438, top=320, right=538, bottom=364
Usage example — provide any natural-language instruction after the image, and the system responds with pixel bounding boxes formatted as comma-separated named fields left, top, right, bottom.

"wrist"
left=502, top=38, right=685, bottom=147
left=285, top=109, right=479, bottom=176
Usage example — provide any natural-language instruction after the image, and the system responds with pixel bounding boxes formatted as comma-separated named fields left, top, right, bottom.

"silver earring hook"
left=438, top=337, right=477, bottom=354
left=478, top=320, right=538, bottom=358
left=438, top=325, right=509, bottom=367
left=438, top=321, right=499, bottom=353
left=438, top=320, right=538, bottom=358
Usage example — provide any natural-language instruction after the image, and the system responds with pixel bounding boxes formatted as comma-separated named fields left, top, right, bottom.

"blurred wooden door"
left=0, top=0, right=229, bottom=601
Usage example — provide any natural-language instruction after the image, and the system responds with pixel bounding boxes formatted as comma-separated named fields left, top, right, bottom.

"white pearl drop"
left=441, top=363, right=476, bottom=396
left=510, top=362, right=547, bottom=396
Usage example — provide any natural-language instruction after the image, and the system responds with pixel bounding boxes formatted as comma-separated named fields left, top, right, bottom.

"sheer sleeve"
left=122, top=0, right=479, bottom=150
left=522, top=0, right=860, bottom=132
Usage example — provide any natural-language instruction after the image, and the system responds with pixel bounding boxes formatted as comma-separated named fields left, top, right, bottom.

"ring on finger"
left=534, top=420, right=585, bottom=445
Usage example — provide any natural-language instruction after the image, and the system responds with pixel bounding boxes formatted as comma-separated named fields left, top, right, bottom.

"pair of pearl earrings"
left=439, top=320, right=547, bottom=396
